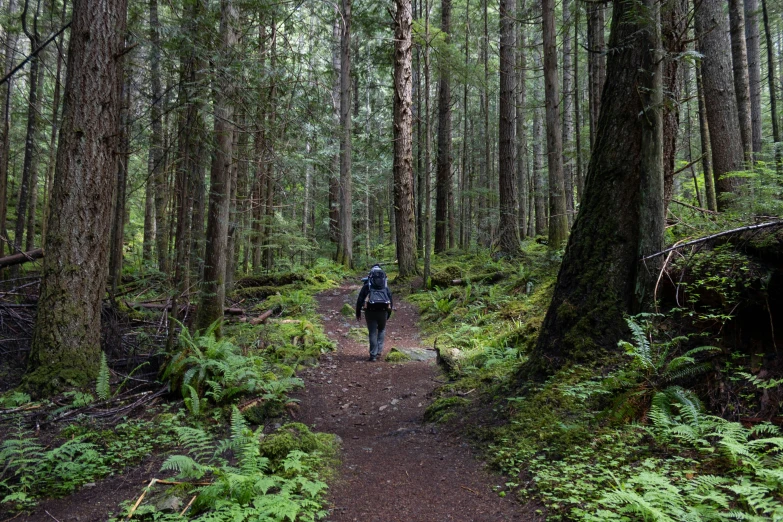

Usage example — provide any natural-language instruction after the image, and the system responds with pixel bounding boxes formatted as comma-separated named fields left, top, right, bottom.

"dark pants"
left=364, top=309, right=388, bottom=358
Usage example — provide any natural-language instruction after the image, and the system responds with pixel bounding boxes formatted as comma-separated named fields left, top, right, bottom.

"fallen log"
left=126, top=302, right=245, bottom=315
left=0, top=248, right=43, bottom=269
left=249, top=308, right=275, bottom=325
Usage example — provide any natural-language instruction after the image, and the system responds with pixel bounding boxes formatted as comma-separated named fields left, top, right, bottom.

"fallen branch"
left=127, top=478, right=157, bottom=519
left=670, top=199, right=718, bottom=215
left=249, top=308, right=275, bottom=325
left=640, top=221, right=783, bottom=261
left=0, top=248, right=43, bottom=269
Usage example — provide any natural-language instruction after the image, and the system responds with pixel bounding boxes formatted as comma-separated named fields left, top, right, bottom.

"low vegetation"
left=0, top=260, right=349, bottom=520
left=413, top=209, right=783, bottom=520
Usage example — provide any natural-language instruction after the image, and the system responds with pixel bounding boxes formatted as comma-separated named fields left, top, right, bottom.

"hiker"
left=355, top=264, right=393, bottom=362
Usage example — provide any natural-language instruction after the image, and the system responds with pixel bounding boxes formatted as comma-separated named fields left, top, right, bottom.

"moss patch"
left=385, top=348, right=412, bottom=363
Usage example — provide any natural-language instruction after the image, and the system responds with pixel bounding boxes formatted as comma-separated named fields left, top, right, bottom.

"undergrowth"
left=414, top=241, right=783, bottom=520
left=1, top=260, right=346, bottom=517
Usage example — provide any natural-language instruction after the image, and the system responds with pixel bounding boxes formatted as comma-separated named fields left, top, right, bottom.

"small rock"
left=390, top=399, right=399, bottom=405
left=83, top=483, right=96, bottom=488
left=379, top=405, right=388, bottom=411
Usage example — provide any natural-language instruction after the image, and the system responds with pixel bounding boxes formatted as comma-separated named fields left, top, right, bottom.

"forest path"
left=294, top=283, right=529, bottom=521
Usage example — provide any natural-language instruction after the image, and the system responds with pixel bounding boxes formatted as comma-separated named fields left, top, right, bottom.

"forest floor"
left=294, top=283, right=537, bottom=521
left=4, top=281, right=540, bottom=522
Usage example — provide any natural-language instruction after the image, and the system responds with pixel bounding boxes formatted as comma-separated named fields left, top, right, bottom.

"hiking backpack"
left=365, top=267, right=391, bottom=310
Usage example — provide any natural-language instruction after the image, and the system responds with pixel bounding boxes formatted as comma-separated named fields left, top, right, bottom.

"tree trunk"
left=761, top=0, right=781, bottom=173
left=109, top=73, right=130, bottom=302
left=16, top=2, right=42, bottom=260
left=529, top=0, right=663, bottom=374
left=662, top=0, right=685, bottom=211
left=196, top=0, right=237, bottom=333
left=498, top=0, right=520, bottom=254
left=434, top=0, right=451, bottom=254
left=25, top=46, right=45, bottom=252
left=424, top=0, right=433, bottom=283
left=745, top=0, right=762, bottom=154
left=533, top=54, right=546, bottom=237
left=516, top=0, right=527, bottom=238
left=394, top=0, right=418, bottom=277
left=562, top=0, right=575, bottom=225
left=0, top=0, right=19, bottom=259
left=587, top=2, right=606, bottom=148
left=329, top=18, right=340, bottom=245
left=335, top=0, right=353, bottom=268
left=695, top=0, right=746, bottom=208
left=26, top=0, right=127, bottom=394
left=574, top=5, right=584, bottom=201
left=543, top=0, right=568, bottom=248
left=149, top=0, right=167, bottom=272
left=696, top=61, right=718, bottom=211
left=729, top=0, right=753, bottom=160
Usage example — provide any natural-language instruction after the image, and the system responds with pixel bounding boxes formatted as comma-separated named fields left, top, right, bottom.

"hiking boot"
left=368, top=355, right=377, bottom=362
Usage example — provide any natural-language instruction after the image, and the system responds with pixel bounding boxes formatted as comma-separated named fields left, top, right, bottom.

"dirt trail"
left=295, top=284, right=529, bottom=522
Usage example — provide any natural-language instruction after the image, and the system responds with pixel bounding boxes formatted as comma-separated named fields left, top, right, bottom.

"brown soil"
left=294, top=283, right=539, bottom=522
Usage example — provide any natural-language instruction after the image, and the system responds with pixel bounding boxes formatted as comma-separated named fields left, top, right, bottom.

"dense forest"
left=0, top=0, right=782, bottom=517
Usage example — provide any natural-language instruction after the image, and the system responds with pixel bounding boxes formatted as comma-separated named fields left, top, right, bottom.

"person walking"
left=355, top=264, right=393, bottom=361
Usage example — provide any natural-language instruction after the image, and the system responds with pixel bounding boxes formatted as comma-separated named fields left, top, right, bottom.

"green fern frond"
left=96, top=352, right=111, bottom=401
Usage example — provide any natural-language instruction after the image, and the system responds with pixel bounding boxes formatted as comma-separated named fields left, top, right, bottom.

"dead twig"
left=127, top=478, right=157, bottom=519
left=44, top=511, right=61, bottom=522
left=460, top=485, right=481, bottom=496
left=180, top=495, right=198, bottom=516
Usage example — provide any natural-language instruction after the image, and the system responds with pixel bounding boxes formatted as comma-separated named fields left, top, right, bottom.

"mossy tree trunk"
left=196, top=0, right=237, bottom=333
left=25, top=0, right=128, bottom=394
left=434, top=0, right=451, bottom=254
left=528, top=0, right=664, bottom=374
left=393, top=0, right=418, bottom=278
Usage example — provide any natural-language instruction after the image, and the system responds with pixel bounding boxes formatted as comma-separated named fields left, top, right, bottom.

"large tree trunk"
left=26, top=0, right=127, bottom=394
left=695, top=0, right=745, bottom=209
left=434, top=0, right=451, bottom=253
left=0, top=0, right=19, bottom=259
left=498, top=0, right=520, bottom=254
left=393, top=0, right=418, bottom=277
left=745, top=0, right=762, bottom=154
left=543, top=0, right=568, bottom=248
left=196, top=0, right=237, bottom=333
left=529, top=0, right=663, bottom=374
left=335, top=0, right=353, bottom=268
left=729, top=0, right=753, bottom=160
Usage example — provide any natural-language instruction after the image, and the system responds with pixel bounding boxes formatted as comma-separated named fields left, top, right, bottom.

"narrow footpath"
left=295, top=283, right=531, bottom=522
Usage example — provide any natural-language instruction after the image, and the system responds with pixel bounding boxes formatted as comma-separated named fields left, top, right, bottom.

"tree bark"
left=26, top=0, right=127, bottom=394
left=543, top=0, right=568, bottom=248
left=335, top=0, right=353, bottom=268
left=662, top=0, right=685, bottom=211
left=533, top=53, right=546, bottom=237
left=148, top=0, right=167, bottom=272
left=329, top=18, right=340, bottom=245
left=394, top=0, right=418, bottom=277
left=498, top=0, right=520, bottom=254
left=729, top=0, right=753, bottom=160
left=516, top=6, right=528, bottom=239
left=197, top=0, right=237, bottom=333
left=745, top=0, right=762, bottom=154
left=109, top=73, right=130, bottom=302
left=562, top=0, right=575, bottom=225
left=695, top=0, right=745, bottom=209
left=0, top=0, right=20, bottom=259
left=761, top=0, right=781, bottom=173
left=529, top=0, right=664, bottom=374
left=587, top=2, right=606, bottom=149
left=434, top=0, right=451, bottom=253
left=696, top=61, right=718, bottom=211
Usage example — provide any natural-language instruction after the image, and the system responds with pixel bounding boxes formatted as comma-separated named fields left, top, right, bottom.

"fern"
left=96, top=352, right=111, bottom=401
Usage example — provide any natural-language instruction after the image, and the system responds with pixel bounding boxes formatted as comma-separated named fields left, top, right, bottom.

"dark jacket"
left=356, top=282, right=393, bottom=319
